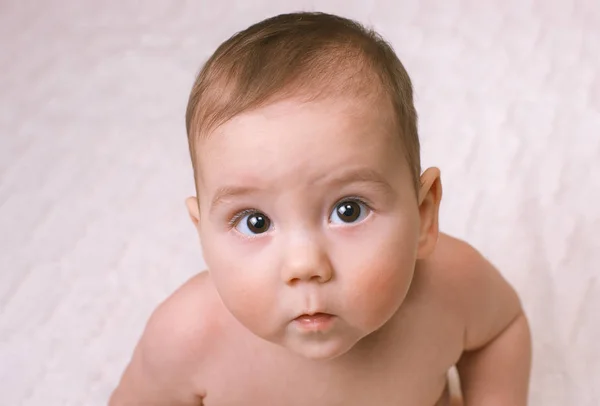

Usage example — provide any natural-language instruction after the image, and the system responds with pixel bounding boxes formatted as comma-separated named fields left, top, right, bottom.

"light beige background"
left=1, top=1, right=598, bottom=405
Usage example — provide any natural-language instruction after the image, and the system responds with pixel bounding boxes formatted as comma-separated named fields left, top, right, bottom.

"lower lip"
left=293, top=313, right=335, bottom=331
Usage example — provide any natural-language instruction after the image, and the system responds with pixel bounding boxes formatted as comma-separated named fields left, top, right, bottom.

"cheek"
left=347, top=253, right=415, bottom=327
left=201, top=234, right=279, bottom=336
left=338, top=218, right=419, bottom=327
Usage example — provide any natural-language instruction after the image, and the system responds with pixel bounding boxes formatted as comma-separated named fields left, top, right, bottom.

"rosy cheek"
left=343, top=240, right=416, bottom=326
left=214, top=275, right=275, bottom=336
left=355, top=265, right=408, bottom=313
left=204, top=239, right=279, bottom=334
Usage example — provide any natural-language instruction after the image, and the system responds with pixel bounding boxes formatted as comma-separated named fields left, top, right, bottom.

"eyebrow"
left=209, top=167, right=394, bottom=213
left=319, top=167, right=394, bottom=192
left=210, top=185, right=261, bottom=213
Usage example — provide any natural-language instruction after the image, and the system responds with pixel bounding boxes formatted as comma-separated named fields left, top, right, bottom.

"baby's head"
left=185, top=12, right=442, bottom=359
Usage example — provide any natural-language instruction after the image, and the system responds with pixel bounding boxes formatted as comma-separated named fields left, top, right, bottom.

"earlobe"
left=186, top=196, right=201, bottom=227
left=417, top=168, right=442, bottom=259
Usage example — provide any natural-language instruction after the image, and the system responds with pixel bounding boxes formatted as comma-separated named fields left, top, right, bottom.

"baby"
left=109, top=12, right=532, bottom=406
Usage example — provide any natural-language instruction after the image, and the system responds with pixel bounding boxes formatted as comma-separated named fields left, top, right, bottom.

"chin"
left=285, top=336, right=360, bottom=360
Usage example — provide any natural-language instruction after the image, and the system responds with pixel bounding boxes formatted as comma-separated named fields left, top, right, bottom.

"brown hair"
left=185, top=12, right=420, bottom=189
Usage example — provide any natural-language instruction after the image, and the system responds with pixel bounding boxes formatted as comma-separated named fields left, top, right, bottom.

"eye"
left=234, top=211, right=272, bottom=235
left=329, top=199, right=370, bottom=225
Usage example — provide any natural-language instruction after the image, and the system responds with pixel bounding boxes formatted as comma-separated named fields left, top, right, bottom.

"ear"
left=416, top=167, right=442, bottom=259
left=186, top=196, right=200, bottom=227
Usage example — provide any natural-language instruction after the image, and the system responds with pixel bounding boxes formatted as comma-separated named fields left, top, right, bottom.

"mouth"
left=293, top=312, right=336, bottom=332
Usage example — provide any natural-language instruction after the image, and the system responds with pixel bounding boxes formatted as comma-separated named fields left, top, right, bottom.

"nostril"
left=287, top=275, right=320, bottom=285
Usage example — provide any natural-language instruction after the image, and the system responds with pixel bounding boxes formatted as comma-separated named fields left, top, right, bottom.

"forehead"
left=195, top=97, right=404, bottom=191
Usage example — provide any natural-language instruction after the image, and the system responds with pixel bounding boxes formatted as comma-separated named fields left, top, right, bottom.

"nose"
left=281, top=237, right=333, bottom=285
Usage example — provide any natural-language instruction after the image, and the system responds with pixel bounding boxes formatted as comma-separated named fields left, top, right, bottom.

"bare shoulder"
left=109, top=271, right=220, bottom=405
left=425, top=233, right=523, bottom=350
left=429, top=233, right=493, bottom=276
left=143, top=271, right=221, bottom=365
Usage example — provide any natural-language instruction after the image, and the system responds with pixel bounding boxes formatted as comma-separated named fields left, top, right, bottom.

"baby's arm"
left=448, top=239, right=532, bottom=405
left=109, top=274, right=209, bottom=405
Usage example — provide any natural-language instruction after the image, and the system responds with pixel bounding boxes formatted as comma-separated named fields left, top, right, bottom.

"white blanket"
left=0, top=1, right=598, bottom=405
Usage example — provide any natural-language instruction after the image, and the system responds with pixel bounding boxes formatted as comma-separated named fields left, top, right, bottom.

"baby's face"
left=194, top=96, right=425, bottom=360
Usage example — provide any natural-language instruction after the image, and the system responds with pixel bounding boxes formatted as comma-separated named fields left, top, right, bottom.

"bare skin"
left=109, top=97, right=531, bottom=405
left=109, top=235, right=527, bottom=406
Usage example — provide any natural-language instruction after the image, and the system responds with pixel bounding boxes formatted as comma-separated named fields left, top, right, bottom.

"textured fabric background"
left=1, top=1, right=599, bottom=405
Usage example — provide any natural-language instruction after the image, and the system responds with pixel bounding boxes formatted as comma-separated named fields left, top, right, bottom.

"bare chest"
left=200, top=312, right=462, bottom=405
left=197, top=262, right=465, bottom=406
left=203, top=360, right=450, bottom=406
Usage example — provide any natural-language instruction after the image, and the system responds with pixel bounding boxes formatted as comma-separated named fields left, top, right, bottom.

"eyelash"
left=333, top=196, right=373, bottom=213
left=227, top=196, right=374, bottom=228
left=228, top=208, right=258, bottom=228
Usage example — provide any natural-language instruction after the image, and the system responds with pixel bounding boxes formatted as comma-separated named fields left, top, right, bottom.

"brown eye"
left=331, top=200, right=369, bottom=224
left=336, top=202, right=360, bottom=222
left=248, top=214, right=269, bottom=233
left=235, top=212, right=271, bottom=235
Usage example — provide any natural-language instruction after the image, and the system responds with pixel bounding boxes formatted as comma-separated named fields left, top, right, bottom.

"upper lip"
left=295, top=311, right=332, bottom=318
